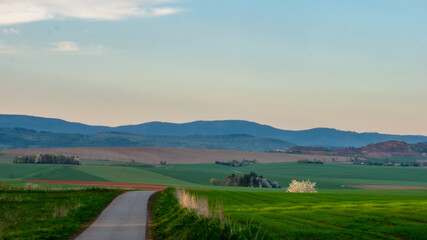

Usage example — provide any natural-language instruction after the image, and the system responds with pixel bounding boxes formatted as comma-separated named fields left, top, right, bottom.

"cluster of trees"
left=297, top=160, right=324, bottom=164
left=215, top=159, right=257, bottom=167
left=213, top=172, right=280, bottom=188
left=13, top=154, right=80, bottom=165
left=352, top=158, right=426, bottom=167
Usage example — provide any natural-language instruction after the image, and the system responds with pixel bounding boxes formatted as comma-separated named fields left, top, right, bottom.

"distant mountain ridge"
left=0, top=128, right=294, bottom=151
left=1, top=114, right=427, bottom=147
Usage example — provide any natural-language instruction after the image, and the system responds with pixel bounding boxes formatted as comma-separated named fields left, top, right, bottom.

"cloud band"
left=0, top=0, right=183, bottom=26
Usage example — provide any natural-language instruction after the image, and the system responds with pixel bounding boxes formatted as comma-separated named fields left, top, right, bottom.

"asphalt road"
left=75, top=191, right=155, bottom=240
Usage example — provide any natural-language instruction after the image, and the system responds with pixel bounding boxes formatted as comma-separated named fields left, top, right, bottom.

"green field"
left=1, top=160, right=427, bottom=239
left=1, top=162, right=426, bottom=192
left=146, top=162, right=427, bottom=189
left=183, top=190, right=427, bottom=240
left=0, top=164, right=60, bottom=180
left=0, top=187, right=123, bottom=239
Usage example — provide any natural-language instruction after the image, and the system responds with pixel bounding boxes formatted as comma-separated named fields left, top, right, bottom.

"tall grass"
left=175, top=189, right=223, bottom=219
left=152, top=188, right=269, bottom=240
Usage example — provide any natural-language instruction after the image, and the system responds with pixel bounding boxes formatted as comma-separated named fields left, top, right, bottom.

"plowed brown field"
left=2, top=147, right=349, bottom=164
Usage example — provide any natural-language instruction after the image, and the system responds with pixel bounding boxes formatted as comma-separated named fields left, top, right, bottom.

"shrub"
left=223, top=172, right=280, bottom=188
left=25, top=182, right=39, bottom=190
left=287, top=180, right=317, bottom=193
left=209, top=178, right=221, bottom=186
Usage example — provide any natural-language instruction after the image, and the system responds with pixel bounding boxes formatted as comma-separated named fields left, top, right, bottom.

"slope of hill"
left=0, top=128, right=294, bottom=151
left=1, top=147, right=349, bottom=164
left=1, top=114, right=427, bottom=147
left=286, top=141, right=427, bottom=159
left=0, top=114, right=109, bottom=134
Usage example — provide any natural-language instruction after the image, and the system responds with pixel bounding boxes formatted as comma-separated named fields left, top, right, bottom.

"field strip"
left=337, top=209, right=427, bottom=224
left=276, top=212, right=345, bottom=229
left=22, top=180, right=208, bottom=191
left=348, top=185, right=427, bottom=190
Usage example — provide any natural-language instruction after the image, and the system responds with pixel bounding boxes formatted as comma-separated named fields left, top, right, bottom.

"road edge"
left=69, top=191, right=126, bottom=240
left=145, top=191, right=160, bottom=240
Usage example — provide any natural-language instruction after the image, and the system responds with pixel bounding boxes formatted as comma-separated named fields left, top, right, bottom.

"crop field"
left=0, top=164, right=60, bottom=180
left=1, top=162, right=426, bottom=192
left=189, top=190, right=427, bottom=240
left=146, top=162, right=427, bottom=189
left=0, top=187, right=123, bottom=239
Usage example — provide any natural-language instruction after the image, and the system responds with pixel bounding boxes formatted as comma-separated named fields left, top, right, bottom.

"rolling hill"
left=1, top=114, right=427, bottom=147
left=0, top=128, right=294, bottom=151
left=287, top=141, right=427, bottom=159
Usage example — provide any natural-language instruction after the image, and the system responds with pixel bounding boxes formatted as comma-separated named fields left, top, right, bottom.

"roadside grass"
left=189, top=190, right=427, bottom=240
left=152, top=188, right=269, bottom=240
left=0, top=186, right=123, bottom=240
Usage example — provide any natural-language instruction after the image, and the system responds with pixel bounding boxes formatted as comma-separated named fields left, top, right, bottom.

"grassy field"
left=1, top=162, right=426, bottom=192
left=186, top=190, right=427, bottom=240
left=0, top=164, right=60, bottom=180
left=145, top=162, right=427, bottom=189
left=1, top=159, right=427, bottom=239
left=0, top=187, right=123, bottom=239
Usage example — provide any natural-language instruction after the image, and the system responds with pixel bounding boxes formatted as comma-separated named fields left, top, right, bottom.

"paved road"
left=76, top=191, right=155, bottom=240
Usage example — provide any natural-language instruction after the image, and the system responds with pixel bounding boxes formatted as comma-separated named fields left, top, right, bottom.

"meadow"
left=1, top=157, right=427, bottom=239
left=0, top=186, right=123, bottom=240
left=182, top=190, right=427, bottom=240
left=146, top=162, right=427, bottom=189
left=1, top=162, right=426, bottom=192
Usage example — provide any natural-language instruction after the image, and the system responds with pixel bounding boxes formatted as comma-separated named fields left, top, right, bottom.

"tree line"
left=215, top=159, right=257, bottom=167
left=13, top=154, right=81, bottom=165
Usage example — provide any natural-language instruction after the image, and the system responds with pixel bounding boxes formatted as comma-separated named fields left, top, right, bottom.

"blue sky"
left=1, top=0, right=426, bottom=135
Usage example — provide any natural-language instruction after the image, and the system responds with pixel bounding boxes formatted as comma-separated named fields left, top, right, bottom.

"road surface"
left=75, top=191, right=155, bottom=240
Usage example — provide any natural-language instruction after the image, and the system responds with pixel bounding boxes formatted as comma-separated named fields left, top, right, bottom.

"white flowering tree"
left=286, top=180, right=317, bottom=193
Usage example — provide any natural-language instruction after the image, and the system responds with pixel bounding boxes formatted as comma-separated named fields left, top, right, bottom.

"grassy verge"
left=190, top=190, right=427, bottom=240
left=151, top=188, right=269, bottom=240
left=0, top=184, right=123, bottom=239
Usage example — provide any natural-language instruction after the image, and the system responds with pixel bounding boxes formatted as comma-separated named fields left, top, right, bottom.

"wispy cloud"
left=51, top=41, right=79, bottom=52
left=0, top=41, right=21, bottom=55
left=51, top=41, right=106, bottom=55
left=0, top=0, right=183, bottom=26
left=2, top=28, right=20, bottom=35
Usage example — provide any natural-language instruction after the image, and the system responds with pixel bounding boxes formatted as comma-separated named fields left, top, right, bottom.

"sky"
left=0, top=0, right=426, bottom=135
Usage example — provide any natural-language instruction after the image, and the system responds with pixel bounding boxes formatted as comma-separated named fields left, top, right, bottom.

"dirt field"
left=1, top=147, right=350, bottom=164
left=348, top=185, right=427, bottom=190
